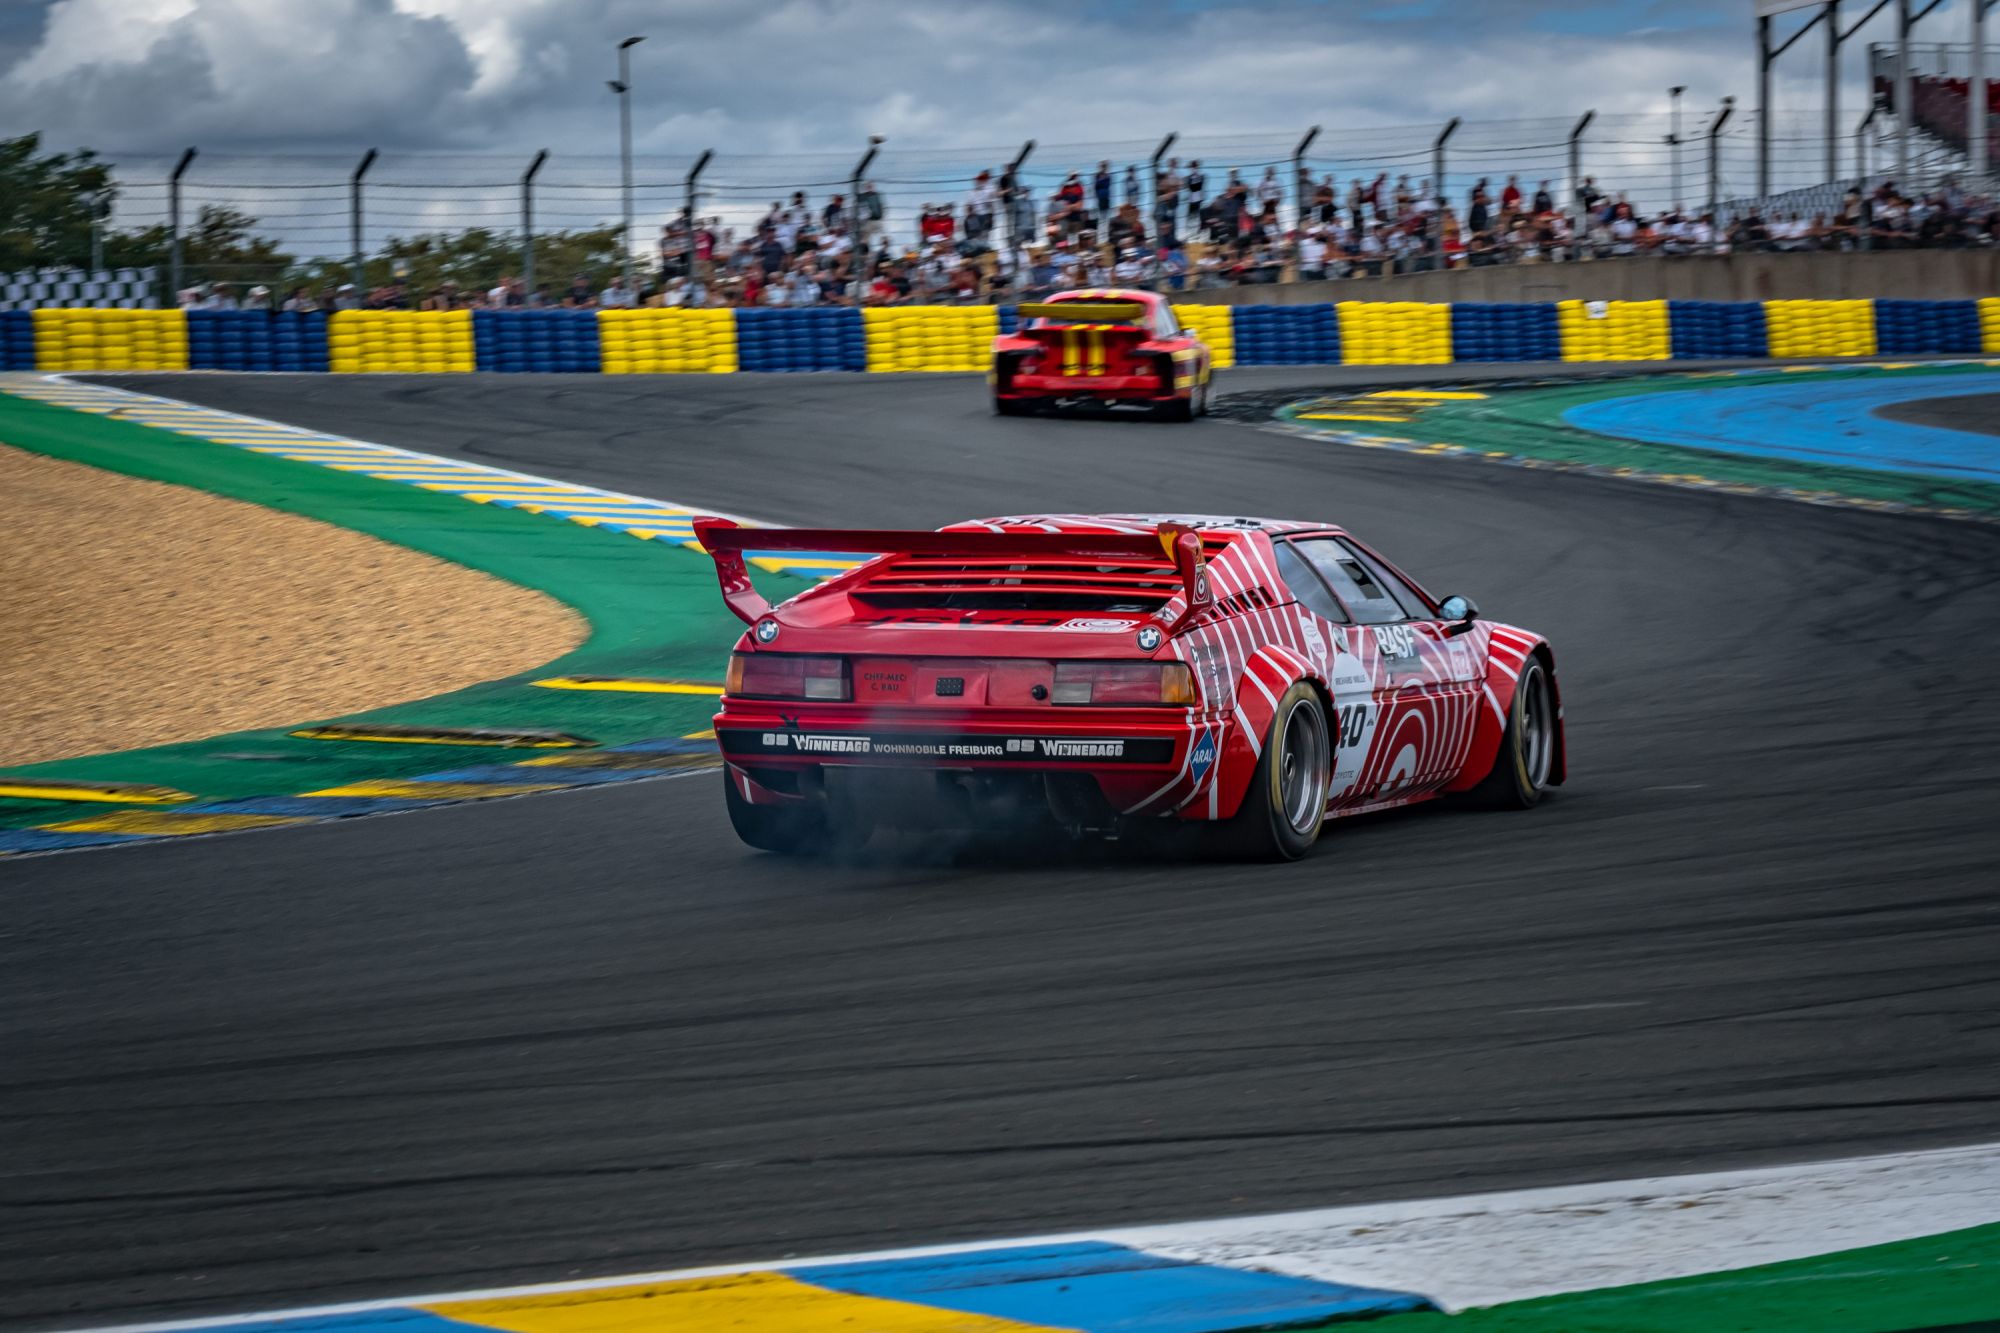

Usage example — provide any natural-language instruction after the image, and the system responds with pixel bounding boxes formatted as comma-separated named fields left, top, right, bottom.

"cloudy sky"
left=0, top=0, right=1974, bottom=249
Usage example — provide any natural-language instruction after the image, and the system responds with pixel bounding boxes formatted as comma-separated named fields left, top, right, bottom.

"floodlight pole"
left=1708, top=97, right=1736, bottom=222
left=1889, top=0, right=1944, bottom=187
left=350, top=148, right=377, bottom=293
left=612, top=36, right=644, bottom=294
left=167, top=148, right=196, bottom=299
left=521, top=150, right=548, bottom=296
left=685, top=148, right=712, bottom=227
left=1293, top=125, right=1320, bottom=231
left=1149, top=132, right=1177, bottom=288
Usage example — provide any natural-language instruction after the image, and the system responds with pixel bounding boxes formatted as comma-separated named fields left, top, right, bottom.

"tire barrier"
left=1558, top=299, right=1672, bottom=362
left=475, top=308, right=600, bottom=373
left=862, top=305, right=1000, bottom=372
left=327, top=309, right=475, bottom=373
left=1336, top=300, right=1454, bottom=365
left=16, top=299, right=1998, bottom=374
left=1230, top=304, right=1337, bottom=365
left=1450, top=302, right=1561, bottom=361
left=30, top=308, right=188, bottom=371
left=1669, top=300, right=1770, bottom=359
left=735, top=307, right=865, bottom=372
left=599, top=308, right=739, bottom=374
left=1765, top=299, right=1878, bottom=360
left=0, top=309, right=34, bottom=371
left=185, top=310, right=330, bottom=372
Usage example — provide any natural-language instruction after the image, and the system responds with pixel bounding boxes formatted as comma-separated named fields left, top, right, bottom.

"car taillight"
left=727, top=654, right=849, bottom=701
left=1050, top=662, right=1196, bottom=706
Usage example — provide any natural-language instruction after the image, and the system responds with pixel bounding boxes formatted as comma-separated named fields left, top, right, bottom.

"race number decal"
left=1327, top=649, right=1378, bottom=798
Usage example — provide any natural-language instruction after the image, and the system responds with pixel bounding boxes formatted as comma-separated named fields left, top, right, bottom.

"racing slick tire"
left=1160, top=392, right=1196, bottom=423
left=1466, top=652, right=1557, bottom=809
left=1221, top=681, right=1331, bottom=861
left=994, top=396, right=1030, bottom=417
left=724, top=773, right=825, bottom=855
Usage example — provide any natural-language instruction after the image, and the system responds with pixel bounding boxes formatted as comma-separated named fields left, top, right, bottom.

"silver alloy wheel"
left=1518, top=660, right=1554, bottom=789
left=1278, top=695, right=1331, bottom=835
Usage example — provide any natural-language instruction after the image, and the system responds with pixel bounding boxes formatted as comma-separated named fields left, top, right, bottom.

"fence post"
left=520, top=150, right=547, bottom=297
left=1004, top=139, right=1035, bottom=287
left=1973, top=0, right=1991, bottom=191
left=167, top=148, right=196, bottom=300
left=1708, top=97, right=1736, bottom=228
left=1568, top=110, right=1594, bottom=260
left=350, top=148, right=377, bottom=295
left=1148, top=132, right=1177, bottom=288
left=850, top=135, right=882, bottom=280
left=1757, top=14, right=1773, bottom=199
left=1430, top=117, right=1459, bottom=268
left=1826, top=0, right=1842, bottom=186
left=1293, top=125, right=1320, bottom=233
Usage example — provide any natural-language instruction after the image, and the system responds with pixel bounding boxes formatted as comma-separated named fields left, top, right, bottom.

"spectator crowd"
left=173, top=165, right=2000, bottom=314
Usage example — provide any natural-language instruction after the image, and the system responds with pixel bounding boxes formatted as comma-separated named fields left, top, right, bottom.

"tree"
left=0, top=133, right=116, bottom=271
left=287, top=225, right=631, bottom=299
left=114, top=206, right=294, bottom=289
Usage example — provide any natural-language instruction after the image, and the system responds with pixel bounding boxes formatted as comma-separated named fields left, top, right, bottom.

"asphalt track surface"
left=1877, top=389, right=2000, bottom=437
left=6, top=366, right=2000, bottom=1328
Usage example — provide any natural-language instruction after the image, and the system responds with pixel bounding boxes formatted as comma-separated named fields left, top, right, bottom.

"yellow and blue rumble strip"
left=82, top=1239, right=1433, bottom=1332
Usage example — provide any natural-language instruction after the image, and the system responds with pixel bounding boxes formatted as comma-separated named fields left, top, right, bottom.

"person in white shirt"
left=1255, top=166, right=1282, bottom=209
left=1296, top=229, right=1328, bottom=279
left=761, top=275, right=790, bottom=306
left=599, top=276, right=637, bottom=308
left=1112, top=248, right=1146, bottom=282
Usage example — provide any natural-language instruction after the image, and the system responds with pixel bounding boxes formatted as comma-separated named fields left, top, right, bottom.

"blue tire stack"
left=271, top=311, right=329, bottom=371
left=1668, top=301, right=1769, bottom=359
left=0, top=309, right=34, bottom=370
left=1230, top=303, right=1338, bottom=364
left=473, top=310, right=603, bottom=372
left=188, top=309, right=275, bottom=370
left=1449, top=303, right=1558, bottom=362
left=1873, top=299, right=1982, bottom=355
left=736, top=308, right=865, bottom=371
left=997, top=306, right=1019, bottom=336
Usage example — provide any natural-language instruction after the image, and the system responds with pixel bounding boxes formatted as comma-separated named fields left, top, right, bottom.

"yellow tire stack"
left=1336, top=302, right=1452, bottom=365
left=1171, top=304, right=1236, bottom=369
left=1762, top=300, right=1876, bottom=359
left=328, top=310, right=475, bottom=373
left=1978, top=298, right=2000, bottom=354
left=598, top=309, right=739, bottom=373
left=1557, top=300, right=1670, bottom=362
left=32, top=309, right=188, bottom=371
left=863, top=307, right=999, bottom=372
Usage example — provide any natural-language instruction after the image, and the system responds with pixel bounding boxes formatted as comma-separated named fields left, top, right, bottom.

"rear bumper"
left=715, top=705, right=1215, bottom=819
left=998, top=373, right=1181, bottom=402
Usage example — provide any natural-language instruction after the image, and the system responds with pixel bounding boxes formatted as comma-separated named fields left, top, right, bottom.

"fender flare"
left=1445, top=629, right=1567, bottom=793
left=1209, top=644, right=1327, bottom=821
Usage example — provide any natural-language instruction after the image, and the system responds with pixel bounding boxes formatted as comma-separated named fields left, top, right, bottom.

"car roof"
left=942, top=513, right=1339, bottom=537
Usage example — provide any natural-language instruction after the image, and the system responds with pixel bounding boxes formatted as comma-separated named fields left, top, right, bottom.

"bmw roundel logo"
left=1137, top=625, right=1163, bottom=652
left=754, top=618, right=780, bottom=643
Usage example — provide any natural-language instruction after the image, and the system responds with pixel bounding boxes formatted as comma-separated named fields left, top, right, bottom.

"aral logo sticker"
left=1188, top=729, right=1219, bottom=785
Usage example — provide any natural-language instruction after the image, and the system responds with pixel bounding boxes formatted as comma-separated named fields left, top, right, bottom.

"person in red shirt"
left=1501, top=175, right=1522, bottom=216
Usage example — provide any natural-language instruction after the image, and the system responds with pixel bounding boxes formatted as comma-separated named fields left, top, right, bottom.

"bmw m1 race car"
left=990, top=288, right=1212, bottom=420
left=694, top=514, right=1563, bottom=860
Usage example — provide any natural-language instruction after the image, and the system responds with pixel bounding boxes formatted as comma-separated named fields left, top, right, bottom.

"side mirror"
left=1438, top=594, right=1479, bottom=636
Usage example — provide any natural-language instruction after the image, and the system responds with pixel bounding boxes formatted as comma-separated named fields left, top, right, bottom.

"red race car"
left=990, top=288, right=1212, bottom=420
left=696, top=512, right=1568, bottom=856
left=694, top=514, right=1564, bottom=860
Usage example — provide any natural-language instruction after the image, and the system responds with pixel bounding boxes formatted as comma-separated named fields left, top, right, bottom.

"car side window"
left=1274, top=541, right=1350, bottom=623
left=1293, top=539, right=1405, bottom=624
left=1154, top=304, right=1180, bottom=338
left=1335, top=539, right=1433, bottom=619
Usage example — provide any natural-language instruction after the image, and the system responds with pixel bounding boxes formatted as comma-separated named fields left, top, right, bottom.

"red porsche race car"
left=694, top=514, right=1564, bottom=860
left=989, top=288, right=1213, bottom=420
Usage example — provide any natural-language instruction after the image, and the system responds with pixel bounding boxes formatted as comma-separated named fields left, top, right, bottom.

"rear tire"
left=1220, top=682, right=1330, bottom=861
left=724, top=772, right=824, bottom=854
left=995, top=396, right=1029, bottom=417
left=1468, top=655, right=1556, bottom=809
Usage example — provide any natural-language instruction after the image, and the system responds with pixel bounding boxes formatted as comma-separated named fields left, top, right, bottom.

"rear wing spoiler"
left=1015, top=301, right=1149, bottom=325
left=691, top=517, right=1215, bottom=629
